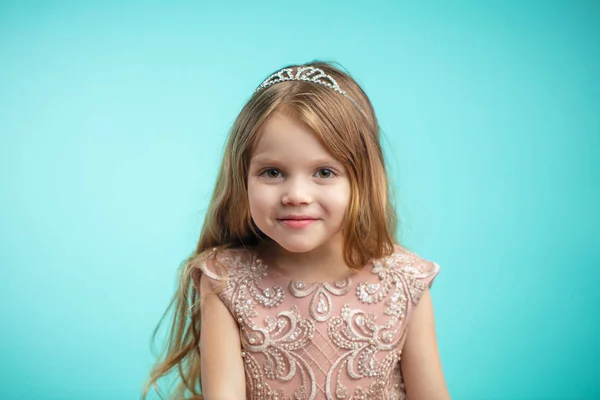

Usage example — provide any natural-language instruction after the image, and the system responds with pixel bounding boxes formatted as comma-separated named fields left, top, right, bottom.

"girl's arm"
left=200, top=274, right=246, bottom=399
left=401, top=289, right=451, bottom=400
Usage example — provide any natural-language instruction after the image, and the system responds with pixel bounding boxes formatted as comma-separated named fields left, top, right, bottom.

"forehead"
left=251, top=110, right=338, bottom=163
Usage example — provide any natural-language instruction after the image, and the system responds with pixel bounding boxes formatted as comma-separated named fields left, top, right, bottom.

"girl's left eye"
left=315, top=168, right=335, bottom=178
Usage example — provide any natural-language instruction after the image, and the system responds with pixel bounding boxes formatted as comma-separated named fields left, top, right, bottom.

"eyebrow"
left=250, top=155, right=344, bottom=167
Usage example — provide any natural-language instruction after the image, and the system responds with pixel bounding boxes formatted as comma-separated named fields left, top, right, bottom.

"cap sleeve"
left=191, top=248, right=234, bottom=311
left=393, top=245, right=441, bottom=305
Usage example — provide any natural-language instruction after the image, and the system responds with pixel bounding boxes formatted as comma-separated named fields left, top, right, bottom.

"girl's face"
left=247, top=110, right=351, bottom=254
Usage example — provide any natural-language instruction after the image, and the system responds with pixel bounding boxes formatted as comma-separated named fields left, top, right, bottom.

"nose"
left=281, top=176, right=312, bottom=205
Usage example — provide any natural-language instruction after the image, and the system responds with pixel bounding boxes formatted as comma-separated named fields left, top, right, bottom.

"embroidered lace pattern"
left=197, top=245, right=440, bottom=400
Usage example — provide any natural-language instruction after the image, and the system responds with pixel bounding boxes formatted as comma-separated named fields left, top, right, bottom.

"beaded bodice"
left=197, top=245, right=440, bottom=400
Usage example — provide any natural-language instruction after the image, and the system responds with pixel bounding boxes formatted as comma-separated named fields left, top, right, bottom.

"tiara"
left=254, top=65, right=366, bottom=116
left=255, top=66, right=348, bottom=96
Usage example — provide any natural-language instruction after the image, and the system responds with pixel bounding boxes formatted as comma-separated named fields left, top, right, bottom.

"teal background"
left=1, top=1, right=598, bottom=399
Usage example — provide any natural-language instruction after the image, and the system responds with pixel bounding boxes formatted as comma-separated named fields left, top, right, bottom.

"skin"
left=402, top=289, right=451, bottom=399
left=200, top=109, right=451, bottom=399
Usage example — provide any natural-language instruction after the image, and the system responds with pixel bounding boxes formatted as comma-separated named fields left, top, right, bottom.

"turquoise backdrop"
left=1, top=1, right=598, bottom=399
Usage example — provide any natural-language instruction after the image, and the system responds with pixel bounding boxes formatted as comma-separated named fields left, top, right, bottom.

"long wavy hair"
left=142, top=61, right=398, bottom=399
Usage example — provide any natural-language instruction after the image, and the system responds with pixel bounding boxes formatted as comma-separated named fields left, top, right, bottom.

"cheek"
left=247, top=181, right=277, bottom=216
left=247, top=182, right=261, bottom=213
left=324, top=181, right=352, bottom=210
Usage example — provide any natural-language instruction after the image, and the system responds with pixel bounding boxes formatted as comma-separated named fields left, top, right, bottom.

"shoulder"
left=196, top=247, right=256, bottom=280
left=377, top=244, right=441, bottom=305
left=192, top=246, right=255, bottom=279
left=190, top=246, right=257, bottom=303
left=390, top=244, right=440, bottom=276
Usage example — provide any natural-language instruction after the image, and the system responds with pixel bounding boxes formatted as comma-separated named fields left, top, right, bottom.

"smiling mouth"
left=277, top=217, right=318, bottom=229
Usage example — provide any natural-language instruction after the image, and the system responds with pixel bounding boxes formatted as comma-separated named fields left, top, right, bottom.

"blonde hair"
left=142, top=61, right=398, bottom=399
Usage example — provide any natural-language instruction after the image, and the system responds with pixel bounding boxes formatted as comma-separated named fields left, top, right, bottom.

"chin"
left=272, top=238, right=322, bottom=254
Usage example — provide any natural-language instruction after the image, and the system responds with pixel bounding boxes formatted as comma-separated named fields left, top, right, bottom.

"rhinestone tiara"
left=254, top=65, right=366, bottom=116
left=255, top=66, right=348, bottom=96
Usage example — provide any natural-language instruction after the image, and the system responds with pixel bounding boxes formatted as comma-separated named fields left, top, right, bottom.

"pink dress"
left=197, top=244, right=440, bottom=400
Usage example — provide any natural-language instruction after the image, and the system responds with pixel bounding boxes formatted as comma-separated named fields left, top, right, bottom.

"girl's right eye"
left=260, top=168, right=282, bottom=178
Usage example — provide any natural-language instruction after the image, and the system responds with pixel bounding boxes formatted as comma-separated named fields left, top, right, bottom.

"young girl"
left=144, top=62, right=450, bottom=400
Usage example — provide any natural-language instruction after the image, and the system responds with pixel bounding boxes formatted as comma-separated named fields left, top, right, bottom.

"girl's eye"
left=316, top=168, right=335, bottom=178
left=261, top=168, right=282, bottom=178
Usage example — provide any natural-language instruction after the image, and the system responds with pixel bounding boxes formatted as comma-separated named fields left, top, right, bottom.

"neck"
left=257, top=237, right=353, bottom=283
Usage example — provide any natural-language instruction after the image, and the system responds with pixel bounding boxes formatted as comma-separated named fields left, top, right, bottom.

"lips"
left=278, top=215, right=317, bottom=221
left=277, top=215, right=318, bottom=229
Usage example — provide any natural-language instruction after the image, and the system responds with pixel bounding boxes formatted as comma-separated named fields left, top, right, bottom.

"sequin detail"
left=289, top=279, right=352, bottom=322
